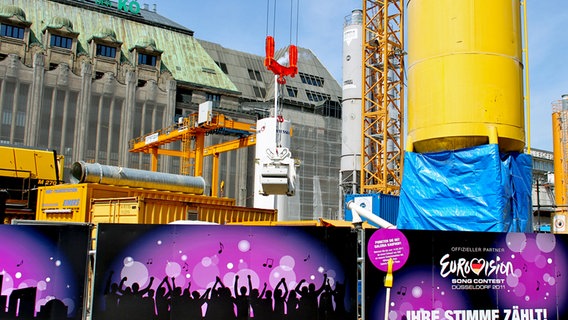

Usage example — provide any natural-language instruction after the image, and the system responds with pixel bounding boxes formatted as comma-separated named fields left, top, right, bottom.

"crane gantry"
left=360, top=0, right=405, bottom=195
left=129, top=110, right=257, bottom=197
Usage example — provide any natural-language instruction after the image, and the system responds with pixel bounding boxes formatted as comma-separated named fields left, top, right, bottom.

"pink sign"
left=367, top=228, right=409, bottom=272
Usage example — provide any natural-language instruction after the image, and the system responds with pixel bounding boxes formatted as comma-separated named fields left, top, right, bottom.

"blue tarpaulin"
left=397, top=144, right=532, bottom=232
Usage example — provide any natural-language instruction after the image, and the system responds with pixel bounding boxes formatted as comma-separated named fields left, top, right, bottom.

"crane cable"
left=264, top=0, right=300, bottom=111
left=266, top=0, right=299, bottom=45
left=265, top=0, right=300, bottom=145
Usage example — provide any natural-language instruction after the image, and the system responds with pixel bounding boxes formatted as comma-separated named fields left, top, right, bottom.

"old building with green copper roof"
left=0, top=0, right=346, bottom=217
left=5, top=0, right=238, bottom=92
left=0, top=0, right=241, bottom=174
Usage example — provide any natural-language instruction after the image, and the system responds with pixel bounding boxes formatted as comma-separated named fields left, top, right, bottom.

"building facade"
left=0, top=0, right=343, bottom=220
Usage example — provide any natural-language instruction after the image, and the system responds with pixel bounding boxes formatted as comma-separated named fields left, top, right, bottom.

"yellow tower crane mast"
left=360, top=0, right=405, bottom=195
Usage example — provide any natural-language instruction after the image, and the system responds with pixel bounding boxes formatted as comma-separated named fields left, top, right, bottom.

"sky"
left=155, top=0, right=568, bottom=152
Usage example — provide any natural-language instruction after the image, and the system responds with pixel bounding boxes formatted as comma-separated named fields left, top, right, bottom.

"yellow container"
left=87, top=197, right=276, bottom=249
left=407, top=0, right=525, bottom=153
left=90, top=197, right=277, bottom=225
left=36, top=183, right=237, bottom=222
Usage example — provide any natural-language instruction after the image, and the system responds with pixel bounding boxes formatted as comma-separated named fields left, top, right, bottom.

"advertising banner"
left=93, top=224, right=358, bottom=320
left=0, top=224, right=90, bottom=319
left=365, top=229, right=568, bottom=320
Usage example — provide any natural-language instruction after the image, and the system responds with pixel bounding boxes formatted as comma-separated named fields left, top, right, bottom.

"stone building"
left=0, top=0, right=343, bottom=219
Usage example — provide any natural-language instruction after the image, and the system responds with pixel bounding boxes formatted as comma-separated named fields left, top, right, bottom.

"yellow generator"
left=0, top=145, right=64, bottom=222
left=36, top=183, right=276, bottom=224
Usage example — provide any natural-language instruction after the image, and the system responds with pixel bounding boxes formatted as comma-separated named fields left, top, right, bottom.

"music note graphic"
left=397, top=286, right=407, bottom=296
left=16, top=260, right=23, bottom=267
left=536, top=280, right=540, bottom=291
left=183, top=262, right=189, bottom=271
left=218, top=242, right=224, bottom=254
left=304, top=254, right=310, bottom=262
left=146, top=258, right=153, bottom=265
left=263, top=258, right=274, bottom=268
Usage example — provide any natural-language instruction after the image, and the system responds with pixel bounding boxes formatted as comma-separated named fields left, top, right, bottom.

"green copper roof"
left=0, top=5, right=28, bottom=22
left=11, top=0, right=238, bottom=93
left=88, top=27, right=122, bottom=44
left=130, top=36, right=162, bottom=53
left=42, top=16, right=78, bottom=34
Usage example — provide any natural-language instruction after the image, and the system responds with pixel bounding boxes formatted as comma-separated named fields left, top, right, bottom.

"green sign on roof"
left=95, top=0, right=141, bottom=15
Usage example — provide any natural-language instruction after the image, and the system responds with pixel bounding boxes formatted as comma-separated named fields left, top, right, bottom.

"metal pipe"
left=347, top=200, right=396, bottom=229
left=70, top=161, right=206, bottom=195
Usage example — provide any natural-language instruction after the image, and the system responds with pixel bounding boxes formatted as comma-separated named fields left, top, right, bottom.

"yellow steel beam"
left=211, top=153, right=220, bottom=197
left=194, top=134, right=205, bottom=177
left=150, top=148, right=158, bottom=172
left=130, top=125, right=192, bottom=153
left=129, top=113, right=256, bottom=154
left=203, top=136, right=256, bottom=156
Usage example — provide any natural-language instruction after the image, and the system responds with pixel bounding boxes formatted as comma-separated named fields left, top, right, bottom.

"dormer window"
left=50, top=34, right=73, bottom=49
left=88, top=27, right=122, bottom=77
left=96, top=44, right=117, bottom=58
left=138, top=53, right=157, bottom=66
left=0, top=5, right=31, bottom=60
left=42, top=16, right=79, bottom=71
left=1, top=23, right=25, bottom=39
left=129, top=37, right=162, bottom=81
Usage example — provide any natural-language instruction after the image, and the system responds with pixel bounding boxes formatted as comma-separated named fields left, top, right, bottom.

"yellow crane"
left=360, top=0, right=405, bottom=195
left=129, top=112, right=257, bottom=197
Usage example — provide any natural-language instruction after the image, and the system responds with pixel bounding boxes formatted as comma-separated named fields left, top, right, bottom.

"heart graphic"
left=470, top=258, right=485, bottom=275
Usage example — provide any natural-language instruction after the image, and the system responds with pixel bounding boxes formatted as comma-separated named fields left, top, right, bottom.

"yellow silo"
left=406, top=0, right=525, bottom=153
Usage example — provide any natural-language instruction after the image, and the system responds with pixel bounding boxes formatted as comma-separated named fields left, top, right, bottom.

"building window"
left=1, top=23, right=24, bottom=39
left=2, top=111, right=11, bottom=125
left=286, top=86, right=298, bottom=98
left=176, top=88, right=193, bottom=104
left=206, top=93, right=221, bottom=108
left=96, top=44, right=117, bottom=58
left=16, top=111, right=25, bottom=127
left=50, top=34, right=73, bottom=49
left=215, top=61, right=228, bottom=74
left=248, top=69, right=262, bottom=81
left=306, top=90, right=330, bottom=102
left=299, top=72, right=324, bottom=87
left=138, top=53, right=157, bottom=66
left=253, top=86, right=266, bottom=98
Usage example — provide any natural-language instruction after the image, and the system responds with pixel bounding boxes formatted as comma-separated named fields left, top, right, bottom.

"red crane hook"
left=264, top=35, right=298, bottom=84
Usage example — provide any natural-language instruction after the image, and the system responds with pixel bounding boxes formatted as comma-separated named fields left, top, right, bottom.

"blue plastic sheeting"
left=397, top=144, right=533, bottom=232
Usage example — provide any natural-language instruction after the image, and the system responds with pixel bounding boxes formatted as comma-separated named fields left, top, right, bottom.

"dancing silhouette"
left=98, top=270, right=348, bottom=320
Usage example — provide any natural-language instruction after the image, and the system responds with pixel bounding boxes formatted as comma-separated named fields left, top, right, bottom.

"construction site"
left=0, top=0, right=567, bottom=319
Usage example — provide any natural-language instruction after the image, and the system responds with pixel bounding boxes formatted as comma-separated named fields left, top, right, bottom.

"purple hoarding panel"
left=365, top=230, right=568, bottom=320
left=0, top=224, right=90, bottom=320
left=93, top=224, right=358, bottom=320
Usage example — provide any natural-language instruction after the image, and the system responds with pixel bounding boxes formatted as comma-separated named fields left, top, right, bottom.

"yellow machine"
left=129, top=108, right=257, bottom=197
left=0, top=145, right=64, bottom=222
left=552, top=98, right=568, bottom=233
left=36, top=182, right=276, bottom=224
left=406, top=0, right=525, bottom=153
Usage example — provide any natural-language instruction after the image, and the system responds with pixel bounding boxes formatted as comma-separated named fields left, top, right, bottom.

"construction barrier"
left=365, top=229, right=568, bottom=320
